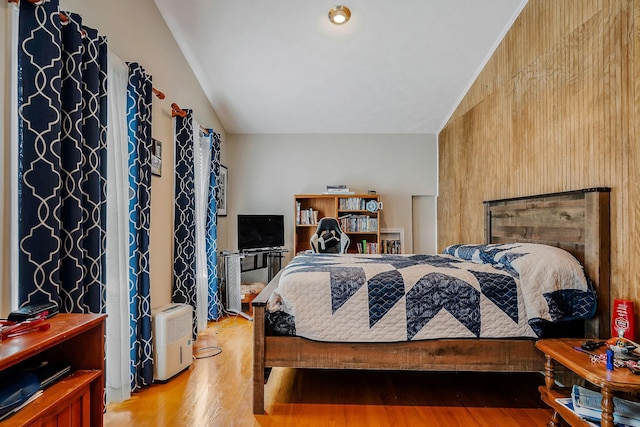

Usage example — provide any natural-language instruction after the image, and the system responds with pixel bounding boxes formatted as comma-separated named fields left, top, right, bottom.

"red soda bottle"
left=612, top=299, right=636, bottom=340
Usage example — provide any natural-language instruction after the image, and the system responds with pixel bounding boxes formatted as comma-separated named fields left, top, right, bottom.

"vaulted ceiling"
left=153, top=0, right=526, bottom=134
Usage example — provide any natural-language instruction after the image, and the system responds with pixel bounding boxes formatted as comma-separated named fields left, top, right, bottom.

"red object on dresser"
left=612, top=299, right=635, bottom=340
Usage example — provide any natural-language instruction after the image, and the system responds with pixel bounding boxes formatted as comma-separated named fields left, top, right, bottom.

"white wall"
left=226, top=134, right=438, bottom=263
left=412, top=195, right=437, bottom=254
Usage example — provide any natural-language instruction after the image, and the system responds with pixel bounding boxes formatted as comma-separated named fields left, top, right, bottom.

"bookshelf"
left=380, top=228, right=404, bottom=254
left=0, top=314, right=106, bottom=426
left=294, top=194, right=381, bottom=254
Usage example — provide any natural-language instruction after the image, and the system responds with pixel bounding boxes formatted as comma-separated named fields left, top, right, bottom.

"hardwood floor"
left=104, top=316, right=554, bottom=426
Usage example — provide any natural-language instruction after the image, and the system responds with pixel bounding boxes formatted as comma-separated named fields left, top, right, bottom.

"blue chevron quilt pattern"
left=265, top=244, right=596, bottom=342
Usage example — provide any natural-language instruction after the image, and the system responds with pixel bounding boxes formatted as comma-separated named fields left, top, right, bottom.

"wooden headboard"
left=484, top=188, right=611, bottom=339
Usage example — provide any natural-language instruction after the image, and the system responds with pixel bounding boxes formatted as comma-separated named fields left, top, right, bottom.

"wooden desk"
left=536, top=338, right=640, bottom=427
left=0, top=313, right=106, bottom=427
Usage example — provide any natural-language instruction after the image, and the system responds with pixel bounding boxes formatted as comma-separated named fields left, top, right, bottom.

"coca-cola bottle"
left=612, top=298, right=636, bottom=340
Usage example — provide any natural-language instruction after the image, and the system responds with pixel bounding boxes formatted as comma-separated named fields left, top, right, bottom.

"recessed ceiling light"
left=328, top=6, right=351, bottom=25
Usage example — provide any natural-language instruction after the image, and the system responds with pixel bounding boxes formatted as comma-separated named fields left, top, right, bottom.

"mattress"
left=265, top=243, right=596, bottom=342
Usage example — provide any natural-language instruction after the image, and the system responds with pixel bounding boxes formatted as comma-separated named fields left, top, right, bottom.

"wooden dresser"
left=0, top=313, right=106, bottom=427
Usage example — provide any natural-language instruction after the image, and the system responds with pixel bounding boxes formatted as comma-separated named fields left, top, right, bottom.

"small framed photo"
left=151, top=139, right=162, bottom=176
left=218, top=165, right=228, bottom=216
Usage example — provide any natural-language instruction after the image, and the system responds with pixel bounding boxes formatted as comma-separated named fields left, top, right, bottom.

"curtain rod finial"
left=171, top=103, right=187, bottom=118
left=152, top=87, right=165, bottom=100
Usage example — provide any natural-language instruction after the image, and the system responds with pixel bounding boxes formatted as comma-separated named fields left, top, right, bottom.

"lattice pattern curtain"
left=126, top=63, right=154, bottom=390
left=206, top=132, right=222, bottom=322
left=16, top=0, right=106, bottom=313
left=14, top=0, right=154, bottom=396
left=104, top=55, right=154, bottom=400
left=173, top=111, right=221, bottom=339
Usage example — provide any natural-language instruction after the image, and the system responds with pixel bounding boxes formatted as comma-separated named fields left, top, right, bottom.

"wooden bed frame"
left=251, top=188, right=611, bottom=414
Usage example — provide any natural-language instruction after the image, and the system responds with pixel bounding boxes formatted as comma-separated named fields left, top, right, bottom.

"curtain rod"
left=153, top=88, right=165, bottom=100
left=171, top=103, right=211, bottom=135
left=9, top=2, right=73, bottom=25
left=9, top=5, right=83, bottom=37
left=9, top=0, right=168, bottom=120
left=171, top=103, right=187, bottom=118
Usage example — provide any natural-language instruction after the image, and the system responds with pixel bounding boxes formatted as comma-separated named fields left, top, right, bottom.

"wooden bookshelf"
left=294, top=194, right=381, bottom=254
left=0, top=313, right=106, bottom=427
left=380, top=228, right=404, bottom=254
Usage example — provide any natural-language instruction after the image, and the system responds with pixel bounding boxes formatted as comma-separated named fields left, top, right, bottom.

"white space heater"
left=224, top=253, right=251, bottom=320
left=152, top=303, right=193, bottom=381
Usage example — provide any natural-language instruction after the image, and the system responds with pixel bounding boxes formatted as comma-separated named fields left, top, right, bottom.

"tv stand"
left=239, top=248, right=287, bottom=281
left=221, top=248, right=288, bottom=320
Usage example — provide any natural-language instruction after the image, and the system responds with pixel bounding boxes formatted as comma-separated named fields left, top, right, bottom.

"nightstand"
left=535, top=338, right=640, bottom=427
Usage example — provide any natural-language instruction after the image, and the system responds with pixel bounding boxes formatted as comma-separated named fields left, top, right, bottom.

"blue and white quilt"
left=265, top=243, right=596, bottom=342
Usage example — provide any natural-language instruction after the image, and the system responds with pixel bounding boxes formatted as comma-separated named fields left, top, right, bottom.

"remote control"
left=7, top=302, right=59, bottom=322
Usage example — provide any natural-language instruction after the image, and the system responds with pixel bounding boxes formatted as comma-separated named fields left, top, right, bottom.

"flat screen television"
left=237, top=214, right=285, bottom=251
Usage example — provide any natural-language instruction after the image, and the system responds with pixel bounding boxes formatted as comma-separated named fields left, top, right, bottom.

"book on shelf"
left=324, top=185, right=353, bottom=194
left=570, top=384, right=640, bottom=427
left=356, top=240, right=378, bottom=254
left=339, top=215, right=378, bottom=233
left=554, top=398, right=600, bottom=427
left=381, top=239, right=402, bottom=254
left=296, top=202, right=318, bottom=225
left=326, top=184, right=348, bottom=190
left=323, top=192, right=355, bottom=195
left=0, top=390, right=43, bottom=422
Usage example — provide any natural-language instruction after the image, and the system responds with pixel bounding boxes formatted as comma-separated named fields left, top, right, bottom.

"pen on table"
left=573, top=346, right=598, bottom=357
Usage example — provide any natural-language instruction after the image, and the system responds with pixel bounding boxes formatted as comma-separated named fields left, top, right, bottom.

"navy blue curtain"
left=17, top=0, right=106, bottom=314
left=173, top=113, right=222, bottom=338
left=207, top=132, right=222, bottom=321
left=173, top=111, right=198, bottom=337
left=126, top=63, right=154, bottom=390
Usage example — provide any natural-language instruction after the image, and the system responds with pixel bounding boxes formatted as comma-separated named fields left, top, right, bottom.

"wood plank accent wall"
left=438, top=0, right=639, bottom=315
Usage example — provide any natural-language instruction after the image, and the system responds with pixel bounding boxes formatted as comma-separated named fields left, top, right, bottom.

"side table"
left=535, top=338, right=640, bottom=427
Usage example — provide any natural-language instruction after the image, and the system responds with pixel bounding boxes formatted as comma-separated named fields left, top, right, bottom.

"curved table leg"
left=543, top=354, right=560, bottom=426
left=549, top=410, right=562, bottom=427
left=600, top=386, right=614, bottom=427
left=544, top=354, right=555, bottom=390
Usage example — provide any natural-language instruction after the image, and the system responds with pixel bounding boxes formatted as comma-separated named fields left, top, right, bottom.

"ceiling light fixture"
left=328, top=6, right=351, bottom=25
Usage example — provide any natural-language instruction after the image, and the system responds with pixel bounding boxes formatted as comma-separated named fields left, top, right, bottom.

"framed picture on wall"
left=218, top=165, right=228, bottom=216
left=151, top=139, right=162, bottom=176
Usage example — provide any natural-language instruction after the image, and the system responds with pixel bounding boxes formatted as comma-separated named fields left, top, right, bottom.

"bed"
left=251, top=188, right=611, bottom=414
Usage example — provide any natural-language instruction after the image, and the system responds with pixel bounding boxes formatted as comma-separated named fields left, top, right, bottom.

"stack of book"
left=356, top=240, right=378, bottom=254
left=296, top=202, right=318, bottom=225
left=338, top=197, right=367, bottom=210
left=339, top=215, right=378, bottom=232
left=324, top=185, right=354, bottom=195
left=554, top=385, right=640, bottom=426
left=381, top=239, right=402, bottom=254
